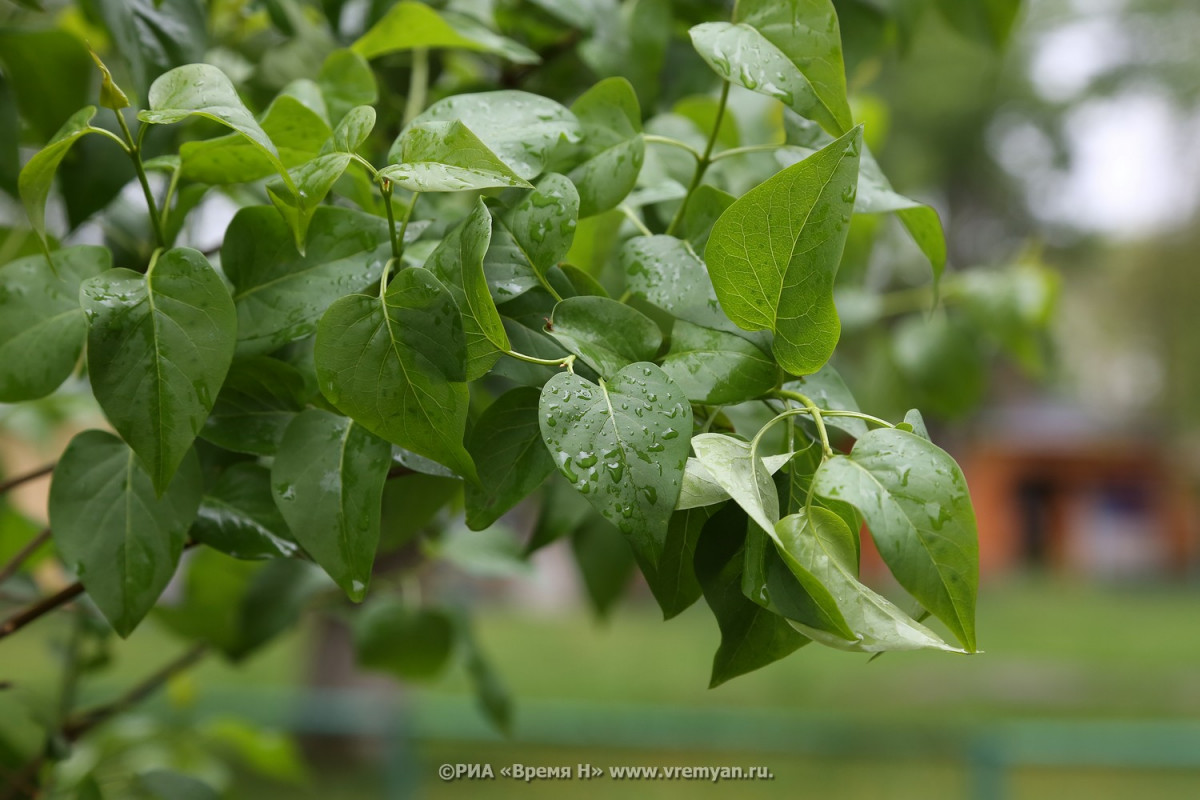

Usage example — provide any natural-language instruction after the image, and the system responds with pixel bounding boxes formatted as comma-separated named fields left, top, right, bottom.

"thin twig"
left=0, top=583, right=84, bottom=640
left=0, top=465, right=54, bottom=496
left=0, top=529, right=51, bottom=585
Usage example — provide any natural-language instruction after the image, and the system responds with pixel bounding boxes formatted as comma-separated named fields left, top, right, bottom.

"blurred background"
left=3, top=0, right=1200, bottom=797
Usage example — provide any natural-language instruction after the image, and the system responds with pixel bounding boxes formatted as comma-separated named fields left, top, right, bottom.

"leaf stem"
left=709, top=143, right=784, bottom=162
left=350, top=153, right=380, bottom=180
left=380, top=180, right=401, bottom=262
left=395, top=191, right=419, bottom=257
left=618, top=205, right=653, bottom=237
left=767, top=391, right=834, bottom=458
left=643, top=134, right=702, bottom=162
left=666, top=81, right=730, bottom=237
left=771, top=390, right=897, bottom=430
left=403, top=48, right=429, bottom=126
left=505, top=350, right=576, bottom=369
left=0, top=463, right=54, bottom=495
left=113, top=110, right=166, bottom=249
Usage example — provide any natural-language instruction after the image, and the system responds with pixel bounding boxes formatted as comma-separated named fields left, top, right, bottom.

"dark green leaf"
left=812, top=427, right=979, bottom=651
left=271, top=409, right=392, bottom=601
left=680, top=184, right=734, bottom=253
left=465, top=387, right=555, bottom=531
left=427, top=198, right=509, bottom=379
left=486, top=173, right=580, bottom=301
left=527, top=474, right=592, bottom=553
left=137, top=770, right=219, bottom=800
left=352, top=1, right=539, bottom=63
left=643, top=505, right=717, bottom=620
left=568, top=77, right=645, bottom=217
left=547, top=296, right=661, bottom=378
left=192, top=463, right=297, bottom=560
left=934, top=0, right=1022, bottom=49
left=0, top=29, right=91, bottom=141
left=459, top=621, right=512, bottom=735
left=354, top=599, right=456, bottom=680
left=81, top=248, right=236, bottom=493
left=200, top=357, right=307, bottom=457
left=706, top=126, right=861, bottom=376
left=660, top=321, right=777, bottom=405
left=223, top=206, right=392, bottom=356
left=0, top=246, right=110, bottom=402
left=314, top=268, right=477, bottom=481
left=91, top=0, right=208, bottom=101
left=49, top=430, right=201, bottom=636
left=539, top=363, right=691, bottom=566
left=571, top=515, right=635, bottom=618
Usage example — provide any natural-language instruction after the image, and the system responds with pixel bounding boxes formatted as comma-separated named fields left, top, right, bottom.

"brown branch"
left=62, top=644, right=209, bottom=741
left=0, top=529, right=51, bottom=586
left=0, top=465, right=54, bottom=496
left=0, top=582, right=83, bottom=640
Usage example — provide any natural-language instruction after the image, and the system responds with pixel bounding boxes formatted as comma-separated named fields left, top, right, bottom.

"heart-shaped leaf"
left=353, top=598, right=456, bottom=679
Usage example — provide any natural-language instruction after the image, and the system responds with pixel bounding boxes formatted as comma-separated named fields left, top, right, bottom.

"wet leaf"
left=547, top=296, right=661, bottom=379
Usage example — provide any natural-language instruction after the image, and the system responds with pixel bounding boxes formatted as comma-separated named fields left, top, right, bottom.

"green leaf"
left=568, top=77, right=645, bottom=217
left=622, top=235, right=741, bottom=334
left=180, top=94, right=331, bottom=185
left=547, top=296, right=662, bottom=378
left=465, top=387, right=555, bottom=531
left=776, top=508, right=965, bottom=653
left=139, top=64, right=289, bottom=185
left=678, top=450, right=794, bottom=511
left=354, top=599, right=456, bottom=680
left=578, top=0, right=669, bottom=109
left=539, top=363, right=691, bottom=566
left=49, top=430, right=201, bottom=637
left=694, top=503, right=807, bottom=687
left=459, top=621, right=512, bottom=735
left=18, top=106, right=100, bottom=243
left=783, top=363, right=867, bottom=439
left=812, top=427, right=979, bottom=651
left=0, top=29, right=91, bottom=141
left=432, top=525, right=532, bottom=578
left=352, top=1, right=539, bottom=63
left=643, top=505, right=717, bottom=620
left=81, top=248, right=237, bottom=493
left=267, top=152, right=354, bottom=252
left=900, top=408, right=930, bottom=440
left=426, top=198, right=509, bottom=379
left=572, top=515, right=636, bottom=618
left=318, top=49, right=378, bottom=125
left=314, top=268, right=477, bottom=482
left=892, top=314, right=986, bottom=419
left=680, top=184, right=734, bottom=253
left=660, top=321, right=777, bottom=405
left=192, top=463, right=297, bottom=560
left=0, top=246, right=110, bottom=402
left=88, top=49, right=130, bottom=110
left=223, top=206, right=392, bottom=356
left=783, top=112, right=946, bottom=284
left=408, top=91, right=580, bottom=181
left=200, top=357, right=307, bottom=457
left=382, top=121, right=532, bottom=193
left=934, top=0, right=1022, bottom=49
left=271, top=409, right=392, bottom=601
left=689, top=433, right=780, bottom=533
left=958, top=262, right=1059, bottom=374
left=486, top=173, right=581, bottom=301
left=690, top=0, right=852, bottom=135
left=330, top=105, right=376, bottom=153
left=91, top=0, right=208, bottom=101
left=137, top=770, right=219, bottom=800
left=706, top=125, right=862, bottom=376
left=528, top=474, right=592, bottom=554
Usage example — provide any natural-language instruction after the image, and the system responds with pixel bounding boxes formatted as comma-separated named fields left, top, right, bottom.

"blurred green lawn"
left=6, top=576, right=1200, bottom=798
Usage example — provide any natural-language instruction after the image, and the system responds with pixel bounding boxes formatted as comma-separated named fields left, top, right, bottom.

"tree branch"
left=0, top=582, right=84, bottom=640
left=0, top=529, right=51, bottom=586
left=0, top=465, right=54, bottom=496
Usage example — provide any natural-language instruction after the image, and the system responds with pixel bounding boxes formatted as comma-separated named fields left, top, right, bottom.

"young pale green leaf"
left=812, top=427, right=979, bottom=651
left=776, top=508, right=966, bottom=653
left=271, top=409, right=392, bottom=601
left=783, top=112, right=946, bottom=284
left=783, top=363, right=868, bottom=439
left=49, top=430, right=202, bottom=637
left=660, top=321, right=778, bottom=405
left=568, top=77, right=645, bottom=217
left=139, top=64, right=289, bottom=184
left=0, top=246, right=110, bottom=402
left=901, top=408, right=931, bottom=441
left=486, top=173, right=580, bottom=299
left=354, top=599, right=456, bottom=680
left=677, top=451, right=794, bottom=511
left=180, top=94, right=331, bottom=185
left=89, top=49, right=129, bottom=110
left=267, top=152, right=353, bottom=252
left=314, top=268, right=477, bottom=482
left=465, top=387, right=555, bottom=531
left=572, top=515, right=636, bottom=618
left=330, top=105, right=376, bottom=153
left=690, top=434, right=781, bottom=534
left=352, top=1, right=539, bottom=63
left=690, top=0, right=851, bottom=135
left=192, top=463, right=298, bottom=561
left=426, top=198, right=509, bottom=380
left=408, top=91, right=580, bottom=181
left=539, top=363, right=691, bottom=567
left=382, top=120, right=532, bottom=193
left=223, top=206, right=392, bottom=356
left=643, top=505, right=717, bottom=620
left=200, top=357, right=308, bottom=457
left=705, top=125, right=862, bottom=376
left=318, top=49, right=377, bottom=125
left=694, top=504, right=808, bottom=687
left=81, top=248, right=237, bottom=494
left=547, top=296, right=662, bottom=378
left=18, top=106, right=100, bottom=243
